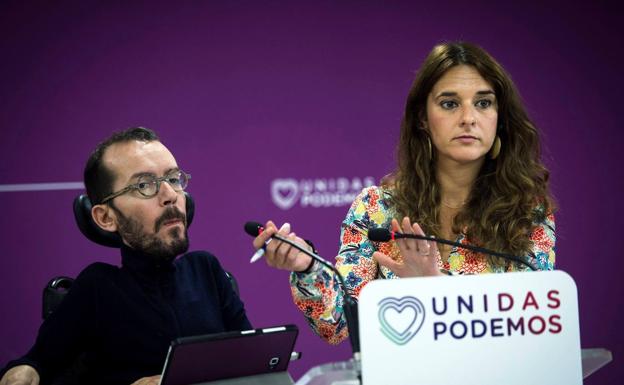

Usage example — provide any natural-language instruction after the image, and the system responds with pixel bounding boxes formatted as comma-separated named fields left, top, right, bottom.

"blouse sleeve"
left=529, top=211, right=556, bottom=271
left=508, top=210, right=556, bottom=272
left=288, top=186, right=390, bottom=344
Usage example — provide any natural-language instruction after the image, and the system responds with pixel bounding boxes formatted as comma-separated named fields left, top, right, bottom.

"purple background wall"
left=0, top=0, right=621, bottom=383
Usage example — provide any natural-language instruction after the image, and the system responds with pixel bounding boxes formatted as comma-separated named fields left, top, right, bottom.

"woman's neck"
left=435, top=158, right=482, bottom=207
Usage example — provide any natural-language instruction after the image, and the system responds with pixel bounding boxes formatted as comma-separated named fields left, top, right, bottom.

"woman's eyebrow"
left=434, top=90, right=495, bottom=99
left=435, top=91, right=458, bottom=98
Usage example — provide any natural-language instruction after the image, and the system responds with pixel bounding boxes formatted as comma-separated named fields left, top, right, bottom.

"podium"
left=581, top=348, right=612, bottom=379
left=295, top=271, right=612, bottom=385
left=295, top=359, right=360, bottom=385
left=294, top=348, right=612, bottom=385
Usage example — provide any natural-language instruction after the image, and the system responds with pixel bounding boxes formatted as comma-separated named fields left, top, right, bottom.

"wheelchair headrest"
left=43, top=276, right=74, bottom=319
left=73, top=192, right=195, bottom=248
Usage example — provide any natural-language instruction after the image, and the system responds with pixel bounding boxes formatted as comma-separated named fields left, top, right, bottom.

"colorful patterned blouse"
left=289, top=186, right=556, bottom=344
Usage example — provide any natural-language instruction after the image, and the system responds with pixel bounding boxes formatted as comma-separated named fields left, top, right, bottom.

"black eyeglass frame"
left=100, top=170, right=191, bottom=204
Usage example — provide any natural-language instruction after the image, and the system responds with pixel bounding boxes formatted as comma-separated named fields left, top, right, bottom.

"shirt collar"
left=120, top=243, right=177, bottom=274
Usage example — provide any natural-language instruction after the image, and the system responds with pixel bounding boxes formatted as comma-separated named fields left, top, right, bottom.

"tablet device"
left=160, top=325, right=298, bottom=385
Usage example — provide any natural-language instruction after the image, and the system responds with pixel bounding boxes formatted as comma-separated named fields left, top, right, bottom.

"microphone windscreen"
left=367, top=228, right=392, bottom=242
left=244, top=221, right=263, bottom=236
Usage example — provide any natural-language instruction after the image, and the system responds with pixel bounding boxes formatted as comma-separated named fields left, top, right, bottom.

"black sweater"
left=1, top=245, right=252, bottom=385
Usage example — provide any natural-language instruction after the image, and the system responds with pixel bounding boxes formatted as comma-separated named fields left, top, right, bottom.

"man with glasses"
left=0, top=127, right=251, bottom=385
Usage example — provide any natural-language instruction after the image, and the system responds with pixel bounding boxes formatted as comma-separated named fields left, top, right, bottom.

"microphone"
left=367, top=228, right=537, bottom=271
left=244, top=221, right=264, bottom=237
left=244, top=221, right=362, bottom=357
left=244, top=222, right=336, bottom=270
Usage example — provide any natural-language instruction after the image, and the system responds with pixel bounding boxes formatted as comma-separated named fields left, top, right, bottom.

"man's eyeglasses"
left=101, top=170, right=191, bottom=204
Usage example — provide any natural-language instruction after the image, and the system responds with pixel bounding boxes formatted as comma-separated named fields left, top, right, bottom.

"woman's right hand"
left=0, top=365, right=40, bottom=385
left=252, top=221, right=313, bottom=272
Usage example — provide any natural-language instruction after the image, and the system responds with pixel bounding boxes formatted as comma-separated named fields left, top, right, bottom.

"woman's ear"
left=418, top=111, right=429, bottom=131
left=91, top=204, right=118, bottom=233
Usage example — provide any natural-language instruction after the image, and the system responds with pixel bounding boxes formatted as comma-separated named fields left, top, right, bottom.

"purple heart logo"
left=271, top=179, right=300, bottom=210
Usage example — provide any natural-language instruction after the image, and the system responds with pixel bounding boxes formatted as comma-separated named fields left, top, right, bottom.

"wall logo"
left=378, top=296, right=426, bottom=345
left=271, top=179, right=300, bottom=210
left=271, top=177, right=375, bottom=210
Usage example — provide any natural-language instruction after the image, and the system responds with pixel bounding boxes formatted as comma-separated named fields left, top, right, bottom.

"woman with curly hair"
left=253, top=42, right=555, bottom=344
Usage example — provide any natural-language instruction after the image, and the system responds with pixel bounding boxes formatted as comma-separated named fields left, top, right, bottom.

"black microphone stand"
left=269, top=233, right=362, bottom=357
left=244, top=222, right=362, bottom=382
left=368, top=228, right=537, bottom=271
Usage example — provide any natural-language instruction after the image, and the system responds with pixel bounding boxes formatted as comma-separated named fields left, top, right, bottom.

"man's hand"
left=0, top=365, right=40, bottom=385
left=130, top=375, right=161, bottom=385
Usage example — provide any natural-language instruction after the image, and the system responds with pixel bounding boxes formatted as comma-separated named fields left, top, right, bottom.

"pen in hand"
left=250, top=223, right=291, bottom=263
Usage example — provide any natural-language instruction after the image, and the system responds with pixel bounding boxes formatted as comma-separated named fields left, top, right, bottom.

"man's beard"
left=112, top=205, right=189, bottom=261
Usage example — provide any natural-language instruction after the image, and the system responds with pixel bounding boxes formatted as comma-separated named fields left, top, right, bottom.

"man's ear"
left=91, top=204, right=118, bottom=233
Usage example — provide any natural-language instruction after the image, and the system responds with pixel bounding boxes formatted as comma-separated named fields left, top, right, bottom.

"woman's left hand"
left=373, top=217, right=443, bottom=277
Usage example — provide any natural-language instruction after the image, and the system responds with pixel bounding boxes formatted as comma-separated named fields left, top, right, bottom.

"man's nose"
left=158, top=180, right=178, bottom=206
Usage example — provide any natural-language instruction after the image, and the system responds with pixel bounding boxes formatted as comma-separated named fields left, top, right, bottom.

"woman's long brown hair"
left=388, top=42, right=554, bottom=262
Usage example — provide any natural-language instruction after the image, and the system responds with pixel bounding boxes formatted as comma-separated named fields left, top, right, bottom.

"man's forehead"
left=102, top=140, right=178, bottom=183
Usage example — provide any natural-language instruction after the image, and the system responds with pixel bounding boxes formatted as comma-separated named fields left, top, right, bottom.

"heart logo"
left=271, top=179, right=300, bottom=210
left=378, top=296, right=426, bottom=345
